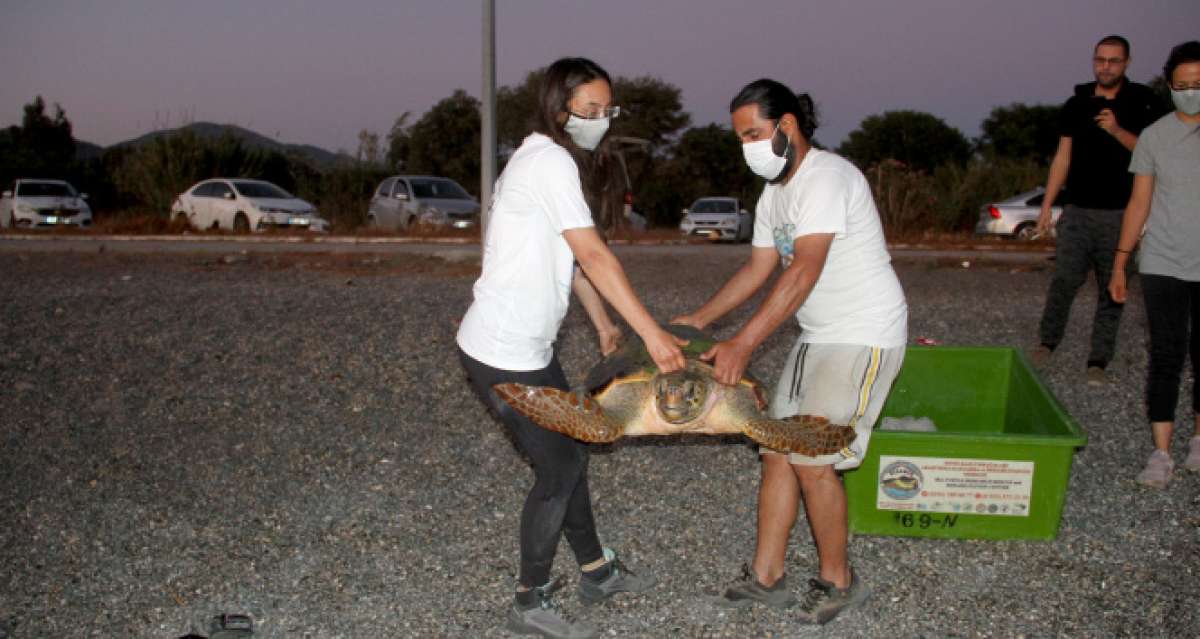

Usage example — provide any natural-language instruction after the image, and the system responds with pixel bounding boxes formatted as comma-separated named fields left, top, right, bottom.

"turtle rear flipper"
left=743, top=414, right=856, bottom=456
left=493, top=383, right=624, bottom=443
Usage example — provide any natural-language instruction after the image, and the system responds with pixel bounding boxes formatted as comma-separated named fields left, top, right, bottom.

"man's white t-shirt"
left=457, top=133, right=595, bottom=370
left=751, top=148, right=907, bottom=348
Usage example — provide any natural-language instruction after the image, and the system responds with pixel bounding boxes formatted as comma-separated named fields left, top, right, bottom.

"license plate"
left=452, top=219, right=472, bottom=229
left=45, top=216, right=59, bottom=224
left=289, top=217, right=310, bottom=226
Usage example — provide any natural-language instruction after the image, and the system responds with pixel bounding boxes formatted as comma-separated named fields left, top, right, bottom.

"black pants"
left=458, top=348, right=604, bottom=588
left=1038, top=206, right=1130, bottom=367
left=1141, top=274, right=1200, bottom=423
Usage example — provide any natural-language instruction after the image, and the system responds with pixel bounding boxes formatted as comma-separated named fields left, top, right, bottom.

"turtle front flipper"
left=493, top=383, right=624, bottom=443
left=743, top=414, right=857, bottom=456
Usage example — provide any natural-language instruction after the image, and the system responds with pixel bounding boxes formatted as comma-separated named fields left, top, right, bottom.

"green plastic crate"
left=844, top=347, right=1086, bottom=540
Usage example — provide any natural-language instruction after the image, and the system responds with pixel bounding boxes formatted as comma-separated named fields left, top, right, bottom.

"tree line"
left=6, top=71, right=1167, bottom=234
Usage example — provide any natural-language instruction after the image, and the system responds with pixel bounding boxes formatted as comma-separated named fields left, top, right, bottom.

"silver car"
left=679, top=196, right=752, bottom=242
left=974, top=188, right=1064, bottom=240
left=367, top=175, right=480, bottom=231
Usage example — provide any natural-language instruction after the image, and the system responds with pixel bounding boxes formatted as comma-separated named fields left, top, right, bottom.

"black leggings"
left=458, top=347, right=604, bottom=588
left=1141, top=273, right=1200, bottom=423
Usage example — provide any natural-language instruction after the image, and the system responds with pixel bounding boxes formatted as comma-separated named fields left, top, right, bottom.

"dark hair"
left=1164, top=40, right=1200, bottom=84
left=1095, top=34, right=1130, bottom=58
left=729, top=79, right=818, bottom=140
left=533, top=57, right=622, bottom=233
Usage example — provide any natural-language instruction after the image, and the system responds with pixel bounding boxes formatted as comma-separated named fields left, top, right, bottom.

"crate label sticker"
left=876, top=456, right=1033, bottom=517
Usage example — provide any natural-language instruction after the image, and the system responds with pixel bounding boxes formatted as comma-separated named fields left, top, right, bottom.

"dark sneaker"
left=508, top=580, right=597, bottom=639
left=714, top=563, right=795, bottom=609
left=795, top=570, right=870, bottom=625
left=578, top=547, right=655, bottom=605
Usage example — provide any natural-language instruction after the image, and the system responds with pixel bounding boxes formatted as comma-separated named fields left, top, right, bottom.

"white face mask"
left=742, top=122, right=790, bottom=181
left=1171, top=88, right=1200, bottom=116
left=564, top=114, right=610, bottom=150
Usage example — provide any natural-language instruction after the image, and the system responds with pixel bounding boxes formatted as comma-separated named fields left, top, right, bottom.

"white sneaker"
left=1135, top=450, right=1174, bottom=488
left=1184, top=437, right=1200, bottom=473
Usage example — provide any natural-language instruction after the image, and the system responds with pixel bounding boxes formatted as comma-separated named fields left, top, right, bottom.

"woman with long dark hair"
left=457, top=57, right=685, bottom=638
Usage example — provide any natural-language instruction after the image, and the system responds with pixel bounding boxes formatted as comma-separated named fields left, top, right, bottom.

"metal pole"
left=480, top=0, right=497, bottom=239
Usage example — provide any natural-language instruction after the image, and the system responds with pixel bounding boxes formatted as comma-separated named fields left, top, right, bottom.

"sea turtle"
left=493, top=325, right=856, bottom=455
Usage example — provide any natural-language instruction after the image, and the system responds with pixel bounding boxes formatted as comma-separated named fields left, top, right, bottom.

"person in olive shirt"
left=1032, top=34, right=1167, bottom=384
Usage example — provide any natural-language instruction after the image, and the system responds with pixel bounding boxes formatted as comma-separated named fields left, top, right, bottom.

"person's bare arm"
left=705, top=233, right=834, bottom=385
left=671, top=246, right=778, bottom=330
left=572, top=268, right=621, bottom=356
left=1036, top=137, right=1072, bottom=236
left=1108, top=173, right=1154, bottom=304
left=563, top=227, right=686, bottom=372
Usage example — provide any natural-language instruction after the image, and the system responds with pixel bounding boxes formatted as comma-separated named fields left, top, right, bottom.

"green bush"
left=865, top=157, right=1045, bottom=236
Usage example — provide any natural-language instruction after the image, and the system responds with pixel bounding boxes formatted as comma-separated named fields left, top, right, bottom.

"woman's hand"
left=642, top=327, right=688, bottom=373
left=1108, top=270, right=1127, bottom=304
left=669, top=313, right=705, bottom=330
left=597, top=325, right=623, bottom=356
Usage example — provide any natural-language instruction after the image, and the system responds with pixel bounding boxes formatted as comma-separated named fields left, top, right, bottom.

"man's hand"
left=1108, top=270, right=1128, bottom=304
left=1095, top=108, right=1122, bottom=136
left=643, top=327, right=688, bottom=373
left=1035, top=205, right=1054, bottom=237
left=700, top=338, right=755, bottom=386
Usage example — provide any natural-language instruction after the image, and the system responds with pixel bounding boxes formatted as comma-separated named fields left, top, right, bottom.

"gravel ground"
left=1, top=244, right=1197, bottom=638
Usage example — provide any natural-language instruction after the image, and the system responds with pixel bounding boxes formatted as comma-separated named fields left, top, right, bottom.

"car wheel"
left=233, top=212, right=250, bottom=233
left=1013, top=223, right=1037, bottom=241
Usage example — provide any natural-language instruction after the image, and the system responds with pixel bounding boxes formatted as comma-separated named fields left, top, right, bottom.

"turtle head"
left=654, top=370, right=710, bottom=424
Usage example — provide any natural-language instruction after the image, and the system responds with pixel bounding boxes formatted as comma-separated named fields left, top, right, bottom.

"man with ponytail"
left=674, top=78, right=907, bottom=625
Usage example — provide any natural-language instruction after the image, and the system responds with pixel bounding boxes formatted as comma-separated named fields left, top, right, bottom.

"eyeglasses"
left=570, top=106, right=621, bottom=120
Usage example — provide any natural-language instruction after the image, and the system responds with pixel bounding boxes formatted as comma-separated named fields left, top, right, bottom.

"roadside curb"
left=0, top=233, right=1055, bottom=253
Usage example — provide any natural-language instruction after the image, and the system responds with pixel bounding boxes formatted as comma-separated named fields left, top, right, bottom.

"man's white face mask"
left=742, top=121, right=790, bottom=181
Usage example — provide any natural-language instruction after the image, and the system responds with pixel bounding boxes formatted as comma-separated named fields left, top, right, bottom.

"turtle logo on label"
left=879, top=460, right=923, bottom=500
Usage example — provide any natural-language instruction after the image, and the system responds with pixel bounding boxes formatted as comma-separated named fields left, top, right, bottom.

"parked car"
left=679, top=196, right=752, bottom=242
left=974, top=187, right=1065, bottom=240
left=367, top=175, right=480, bottom=231
left=171, top=179, right=329, bottom=232
left=625, top=209, right=648, bottom=232
left=1, top=179, right=92, bottom=229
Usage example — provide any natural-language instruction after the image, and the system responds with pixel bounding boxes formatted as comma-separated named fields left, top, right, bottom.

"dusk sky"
left=3, top=1, right=1198, bottom=153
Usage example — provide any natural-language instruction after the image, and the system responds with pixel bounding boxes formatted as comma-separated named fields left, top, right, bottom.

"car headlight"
left=16, top=204, right=35, bottom=214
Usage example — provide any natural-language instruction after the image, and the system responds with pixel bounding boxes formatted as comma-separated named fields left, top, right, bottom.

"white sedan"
left=171, top=179, right=329, bottom=232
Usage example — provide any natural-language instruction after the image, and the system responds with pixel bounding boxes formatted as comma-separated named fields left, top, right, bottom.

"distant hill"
left=75, top=140, right=104, bottom=161
left=101, top=122, right=352, bottom=169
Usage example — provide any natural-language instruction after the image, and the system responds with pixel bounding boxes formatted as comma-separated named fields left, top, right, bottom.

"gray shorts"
left=764, top=341, right=905, bottom=470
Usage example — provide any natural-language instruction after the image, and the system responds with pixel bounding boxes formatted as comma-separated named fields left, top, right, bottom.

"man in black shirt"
left=1031, top=34, right=1166, bottom=384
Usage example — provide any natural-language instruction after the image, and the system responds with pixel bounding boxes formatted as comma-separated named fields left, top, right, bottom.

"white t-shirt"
left=751, top=149, right=907, bottom=347
left=457, top=133, right=595, bottom=370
